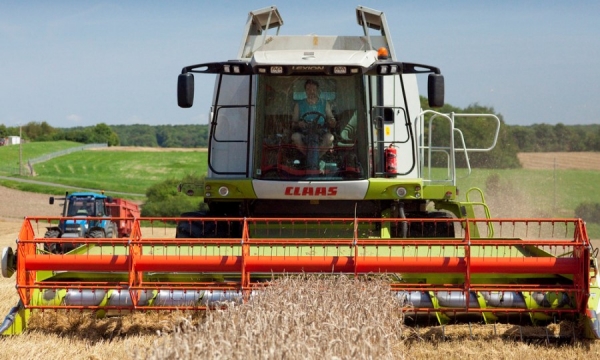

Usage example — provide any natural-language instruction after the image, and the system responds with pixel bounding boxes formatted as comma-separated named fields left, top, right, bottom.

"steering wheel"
left=300, top=111, right=325, bottom=132
left=300, top=111, right=326, bottom=127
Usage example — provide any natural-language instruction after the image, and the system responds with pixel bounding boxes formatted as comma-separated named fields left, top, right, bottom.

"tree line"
left=0, top=122, right=120, bottom=146
left=2, top=98, right=599, bottom=169
left=0, top=122, right=208, bottom=148
left=110, top=124, right=209, bottom=148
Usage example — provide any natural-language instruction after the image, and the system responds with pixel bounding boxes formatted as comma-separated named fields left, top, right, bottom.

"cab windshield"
left=253, top=75, right=368, bottom=180
left=67, top=198, right=96, bottom=216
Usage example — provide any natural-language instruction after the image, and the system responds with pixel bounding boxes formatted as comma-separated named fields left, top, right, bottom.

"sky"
left=1, top=1, right=599, bottom=128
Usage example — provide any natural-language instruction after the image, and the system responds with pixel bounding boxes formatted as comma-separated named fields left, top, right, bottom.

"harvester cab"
left=1, top=6, right=598, bottom=339
left=176, top=5, right=499, bottom=227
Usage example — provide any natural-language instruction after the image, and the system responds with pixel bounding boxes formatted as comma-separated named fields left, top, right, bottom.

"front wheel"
left=408, top=212, right=456, bottom=238
left=176, top=217, right=242, bottom=238
left=43, top=229, right=61, bottom=254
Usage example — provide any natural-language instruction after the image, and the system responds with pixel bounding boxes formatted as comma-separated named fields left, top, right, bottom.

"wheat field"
left=517, top=152, right=600, bottom=171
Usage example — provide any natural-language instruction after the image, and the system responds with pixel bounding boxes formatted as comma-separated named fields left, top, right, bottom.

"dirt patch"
left=0, top=186, right=59, bottom=221
left=0, top=221, right=20, bottom=248
left=0, top=186, right=62, bottom=251
left=518, top=152, right=600, bottom=170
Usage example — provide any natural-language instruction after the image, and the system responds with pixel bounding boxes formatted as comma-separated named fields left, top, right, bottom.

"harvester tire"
left=175, top=210, right=220, bottom=238
left=176, top=221, right=209, bottom=238
left=176, top=211, right=207, bottom=238
left=408, top=212, right=455, bottom=238
left=43, top=230, right=61, bottom=254
left=176, top=217, right=242, bottom=238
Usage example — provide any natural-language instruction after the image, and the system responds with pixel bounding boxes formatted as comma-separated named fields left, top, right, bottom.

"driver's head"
left=305, top=79, right=319, bottom=88
left=304, top=79, right=319, bottom=97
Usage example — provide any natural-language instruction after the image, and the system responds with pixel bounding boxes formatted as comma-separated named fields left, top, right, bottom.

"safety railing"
left=416, top=111, right=501, bottom=186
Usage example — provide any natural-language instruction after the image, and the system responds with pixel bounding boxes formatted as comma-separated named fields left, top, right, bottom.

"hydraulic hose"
left=0, top=300, right=23, bottom=334
left=398, top=202, right=408, bottom=238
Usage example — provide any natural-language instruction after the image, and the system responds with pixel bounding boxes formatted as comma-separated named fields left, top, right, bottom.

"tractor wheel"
left=89, top=230, right=104, bottom=238
left=107, top=224, right=117, bottom=238
left=43, top=229, right=61, bottom=254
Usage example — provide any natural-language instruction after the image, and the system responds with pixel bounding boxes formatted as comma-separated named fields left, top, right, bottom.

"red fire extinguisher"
left=384, top=144, right=397, bottom=175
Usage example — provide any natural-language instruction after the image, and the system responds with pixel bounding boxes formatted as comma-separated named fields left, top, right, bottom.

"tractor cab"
left=56, top=193, right=111, bottom=218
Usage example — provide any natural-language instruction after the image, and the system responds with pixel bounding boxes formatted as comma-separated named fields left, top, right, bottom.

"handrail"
left=416, top=111, right=501, bottom=185
left=465, top=187, right=494, bottom=237
left=452, top=113, right=501, bottom=152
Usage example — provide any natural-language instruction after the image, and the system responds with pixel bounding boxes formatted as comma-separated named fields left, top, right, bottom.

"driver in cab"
left=291, top=79, right=336, bottom=157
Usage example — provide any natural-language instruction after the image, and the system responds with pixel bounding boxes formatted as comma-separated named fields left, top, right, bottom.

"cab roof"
left=67, top=192, right=107, bottom=199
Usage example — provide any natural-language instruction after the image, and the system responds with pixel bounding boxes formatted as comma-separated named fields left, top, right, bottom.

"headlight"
left=270, top=66, right=283, bottom=74
left=218, top=186, right=229, bottom=197
left=395, top=187, right=407, bottom=197
left=65, top=224, right=82, bottom=232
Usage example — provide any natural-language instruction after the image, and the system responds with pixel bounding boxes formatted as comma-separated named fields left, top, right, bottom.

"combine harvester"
left=2, top=6, right=599, bottom=338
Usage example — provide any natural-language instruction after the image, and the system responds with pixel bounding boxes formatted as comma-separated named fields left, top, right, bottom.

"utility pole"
left=19, top=124, right=22, bottom=176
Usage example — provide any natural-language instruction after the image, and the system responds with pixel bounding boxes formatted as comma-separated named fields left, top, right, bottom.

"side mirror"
left=49, top=197, right=55, bottom=205
left=177, top=73, right=195, bottom=108
left=427, top=74, right=445, bottom=107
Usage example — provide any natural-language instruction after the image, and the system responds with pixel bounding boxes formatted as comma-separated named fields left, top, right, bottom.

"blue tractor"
left=44, top=192, right=117, bottom=253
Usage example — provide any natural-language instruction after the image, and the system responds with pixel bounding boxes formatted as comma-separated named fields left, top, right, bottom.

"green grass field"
left=0, top=141, right=83, bottom=173
left=0, top=143, right=207, bottom=196
left=31, top=150, right=207, bottom=195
